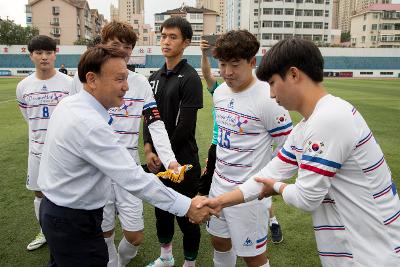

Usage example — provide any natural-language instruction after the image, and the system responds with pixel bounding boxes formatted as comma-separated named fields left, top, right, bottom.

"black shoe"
left=270, top=223, right=283, bottom=244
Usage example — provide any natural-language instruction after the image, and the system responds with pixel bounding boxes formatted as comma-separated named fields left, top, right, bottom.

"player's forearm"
left=144, top=143, right=154, bottom=156
left=148, top=120, right=176, bottom=169
left=201, top=55, right=216, bottom=89
left=216, top=188, right=245, bottom=209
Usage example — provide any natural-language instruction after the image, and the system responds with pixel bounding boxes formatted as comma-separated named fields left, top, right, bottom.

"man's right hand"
left=200, top=40, right=210, bottom=53
left=145, top=152, right=162, bottom=174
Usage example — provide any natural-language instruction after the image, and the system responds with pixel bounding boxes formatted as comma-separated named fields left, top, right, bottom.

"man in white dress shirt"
left=37, top=45, right=212, bottom=267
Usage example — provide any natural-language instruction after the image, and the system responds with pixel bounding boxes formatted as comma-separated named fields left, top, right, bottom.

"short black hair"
left=160, top=16, right=193, bottom=41
left=256, top=38, right=324, bottom=83
left=213, top=30, right=259, bottom=62
left=28, top=35, right=57, bottom=53
left=78, top=45, right=128, bottom=83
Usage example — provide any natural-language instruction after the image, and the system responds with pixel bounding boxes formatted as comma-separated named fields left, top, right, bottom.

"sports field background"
left=0, top=77, right=399, bottom=266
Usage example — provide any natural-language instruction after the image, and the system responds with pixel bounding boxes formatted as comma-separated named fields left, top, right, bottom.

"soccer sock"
left=269, top=216, right=279, bottom=226
left=34, top=197, right=43, bottom=234
left=183, top=259, right=196, bottom=267
left=34, top=196, right=42, bottom=222
left=213, top=249, right=236, bottom=267
left=160, top=242, right=173, bottom=259
left=117, top=236, right=139, bottom=267
left=260, top=260, right=270, bottom=267
left=104, top=233, right=118, bottom=267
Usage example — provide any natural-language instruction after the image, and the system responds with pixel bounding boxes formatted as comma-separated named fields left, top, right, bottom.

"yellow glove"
left=156, top=164, right=193, bottom=183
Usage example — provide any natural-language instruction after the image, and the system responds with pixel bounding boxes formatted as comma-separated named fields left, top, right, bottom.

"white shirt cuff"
left=239, top=176, right=263, bottom=202
left=168, top=193, right=191, bottom=217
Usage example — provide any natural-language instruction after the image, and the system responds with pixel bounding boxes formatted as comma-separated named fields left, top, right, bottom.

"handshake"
left=185, top=195, right=224, bottom=224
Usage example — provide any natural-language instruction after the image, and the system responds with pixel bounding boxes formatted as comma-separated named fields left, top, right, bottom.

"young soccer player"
left=16, top=35, right=74, bottom=251
left=201, top=38, right=400, bottom=266
left=199, top=38, right=285, bottom=244
left=206, top=30, right=292, bottom=267
left=100, top=21, right=181, bottom=267
left=143, top=17, right=203, bottom=267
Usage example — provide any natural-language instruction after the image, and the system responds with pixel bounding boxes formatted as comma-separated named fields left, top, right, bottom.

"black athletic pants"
left=198, top=143, right=217, bottom=196
left=39, top=197, right=108, bottom=267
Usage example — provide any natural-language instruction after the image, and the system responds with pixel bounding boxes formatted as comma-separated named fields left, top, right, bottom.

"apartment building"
left=351, top=3, right=400, bottom=47
left=250, top=0, right=337, bottom=47
left=154, top=6, right=220, bottom=45
left=225, top=0, right=251, bottom=31
left=196, top=0, right=226, bottom=32
left=110, top=0, right=155, bottom=45
left=338, top=0, right=391, bottom=33
left=26, top=0, right=107, bottom=45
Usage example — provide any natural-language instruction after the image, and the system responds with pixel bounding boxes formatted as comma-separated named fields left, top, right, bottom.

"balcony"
left=51, top=32, right=61, bottom=37
left=50, top=21, right=59, bottom=26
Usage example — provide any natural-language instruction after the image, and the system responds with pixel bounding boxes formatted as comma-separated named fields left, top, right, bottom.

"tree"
left=341, top=32, right=351, bottom=43
left=0, top=19, right=39, bottom=45
left=73, top=38, right=90, bottom=45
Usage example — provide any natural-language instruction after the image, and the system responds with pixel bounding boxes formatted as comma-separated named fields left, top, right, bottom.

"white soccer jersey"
left=108, top=70, right=175, bottom=166
left=211, top=79, right=292, bottom=195
left=16, top=71, right=74, bottom=158
left=241, top=94, right=400, bottom=266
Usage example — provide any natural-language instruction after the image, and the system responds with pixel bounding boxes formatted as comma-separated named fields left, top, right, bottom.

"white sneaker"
left=146, top=256, right=175, bottom=267
left=27, top=232, right=46, bottom=251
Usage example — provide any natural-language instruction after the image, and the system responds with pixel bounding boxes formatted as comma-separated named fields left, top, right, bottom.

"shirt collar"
left=161, top=59, right=187, bottom=76
left=80, top=89, right=111, bottom=124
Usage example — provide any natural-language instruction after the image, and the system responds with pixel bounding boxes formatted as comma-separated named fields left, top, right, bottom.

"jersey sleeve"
left=16, top=82, right=28, bottom=122
left=260, top=99, right=293, bottom=155
left=142, top=80, right=177, bottom=168
left=180, top=72, right=203, bottom=109
left=282, top=113, right=358, bottom=212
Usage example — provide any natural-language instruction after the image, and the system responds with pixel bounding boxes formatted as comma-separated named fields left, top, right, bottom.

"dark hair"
left=101, top=21, right=137, bottom=47
left=78, top=45, right=128, bottom=83
left=87, top=35, right=102, bottom=48
left=160, top=16, right=193, bottom=41
left=28, top=35, right=57, bottom=53
left=256, top=38, right=324, bottom=83
left=213, top=30, right=259, bottom=61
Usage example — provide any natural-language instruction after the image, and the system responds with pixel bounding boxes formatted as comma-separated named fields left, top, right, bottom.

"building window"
left=324, top=22, right=329, bottom=29
left=371, top=36, right=377, bottom=41
left=284, top=34, right=293, bottom=39
left=303, top=22, right=312, bottom=28
left=324, top=35, right=328, bottom=42
left=134, top=20, right=139, bottom=24
left=284, top=21, right=293, bottom=28
left=361, top=36, right=366, bottom=43
left=314, top=22, right=323, bottom=29
left=303, top=34, right=312, bottom=41
left=295, top=9, right=303, bottom=16
left=315, top=0, right=323, bottom=3
left=372, top=24, right=377, bottom=30
left=296, top=0, right=303, bottom=2
left=274, top=9, right=283, bottom=15
left=363, top=25, right=366, bottom=31
left=305, top=0, right=313, bottom=3
left=263, top=8, right=273, bottom=15
left=254, top=9, right=259, bottom=16
left=262, top=21, right=272, bottom=27
left=285, top=9, right=294, bottom=15
left=273, top=34, right=282, bottom=40
left=325, top=10, right=329, bottom=17
left=285, top=0, right=294, bottom=2
left=262, top=33, right=272, bottom=40
left=143, top=29, right=148, bottom=33
left=360, top=72, right=373, bottom=75
left=304, top=10, right=313, bottom=16
left=314, top=10, right=323, bottom=16
left=52, top=6, right=60, bottom=15
left=254, top=21, right=259, bottom=28
left=192, top=35, right=201, bottom=41
left=313, top=35, right=322, bottom=41
left=295, top=22, right=302, bottom=28
left=274, top=21, right=283, bottom=27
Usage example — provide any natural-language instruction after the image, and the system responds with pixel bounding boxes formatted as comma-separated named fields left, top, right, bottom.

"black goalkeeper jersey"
left=143, top=59, right=203, bottom=166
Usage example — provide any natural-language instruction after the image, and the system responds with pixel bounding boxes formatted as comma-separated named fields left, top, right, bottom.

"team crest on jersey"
left=120, top=101, right=133, bottom=116
left=41, top=85, right=48, bottom=91
left=307, top=140, right=325, bottom=155
left=243, top=237, right=253, bottom=247
left=227, top=98, right=234, bottom=109
left=275, top=114, right=288, bottom=124
left=236, top=115, right=248, bottom=133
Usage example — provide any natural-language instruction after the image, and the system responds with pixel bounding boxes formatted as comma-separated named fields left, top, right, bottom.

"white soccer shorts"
left=206, top=195, right=271, bottom=257
left=102, top=183, right=144, bottom=232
